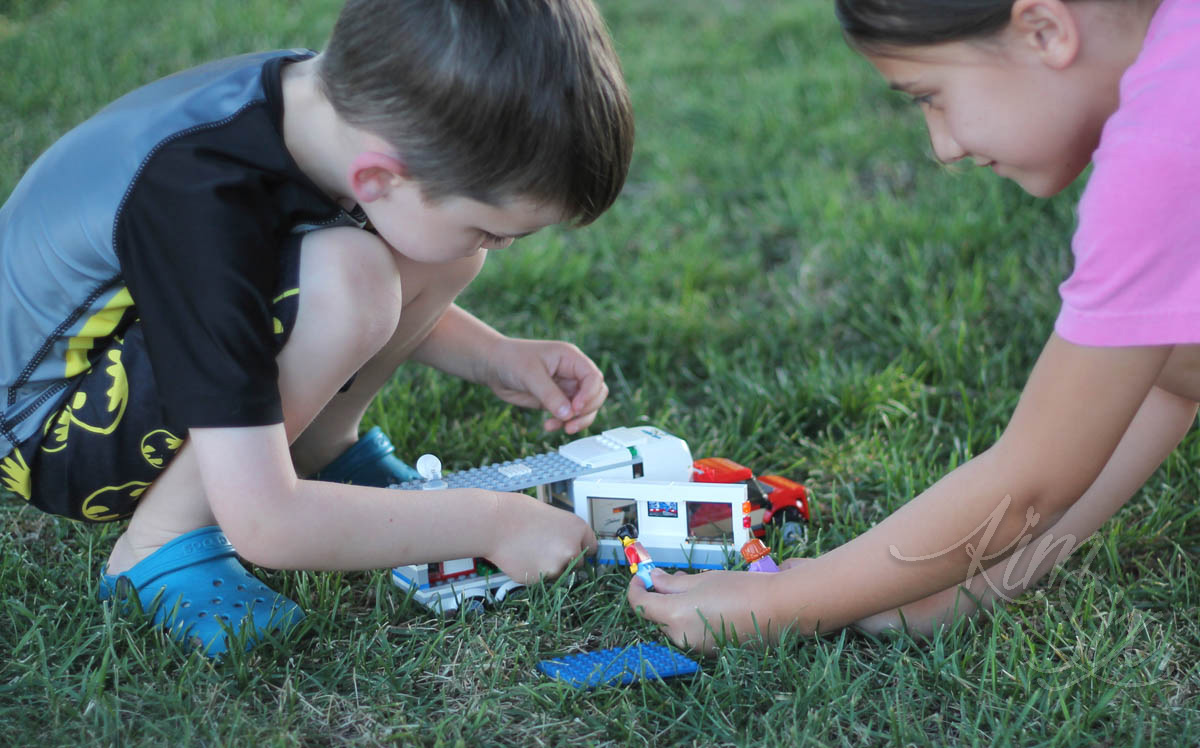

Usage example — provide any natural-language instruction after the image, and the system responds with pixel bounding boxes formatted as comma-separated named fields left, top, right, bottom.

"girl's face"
left=865, top=35, right=1117, bottom=197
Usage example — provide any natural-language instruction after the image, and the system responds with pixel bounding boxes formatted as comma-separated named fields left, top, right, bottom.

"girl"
left=631, top=0, right=1200, bottom=650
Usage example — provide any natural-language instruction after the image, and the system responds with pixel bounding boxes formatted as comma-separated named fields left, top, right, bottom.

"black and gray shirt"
left=0, top=49, right=368, bottom=456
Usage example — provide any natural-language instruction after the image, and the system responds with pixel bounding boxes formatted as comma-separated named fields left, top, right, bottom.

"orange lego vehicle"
left=688, top=457, right=809, bottom=545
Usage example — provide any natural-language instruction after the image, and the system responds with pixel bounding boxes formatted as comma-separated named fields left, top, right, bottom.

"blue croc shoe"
left=99, top=526, right=305, bottom=658
left=311, top=426, right=421, bottom=486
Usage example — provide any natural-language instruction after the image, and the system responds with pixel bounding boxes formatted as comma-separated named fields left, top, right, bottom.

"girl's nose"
left=925, top=112, right=966, bottom=164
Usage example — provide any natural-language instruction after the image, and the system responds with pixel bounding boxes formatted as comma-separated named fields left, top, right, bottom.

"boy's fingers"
left=562, top=409, right=598, bottom=434
left=570, top=371, right=607, bottom=412
left=528, top=372, right=573, bottom=422
left=571, top=379, right=609, bottom=422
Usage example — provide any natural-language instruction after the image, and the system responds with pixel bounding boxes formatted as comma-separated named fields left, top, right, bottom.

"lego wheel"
left=493, top=580, right=526, bottom=604
left=456, top=596, right=487, bottom=617
left=771, top=508, right=807, bottom=545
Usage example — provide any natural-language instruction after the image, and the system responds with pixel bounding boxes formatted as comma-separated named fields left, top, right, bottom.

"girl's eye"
left=480, top=231, right=507, bottom=245
left=911, top=94, right=934, bottom=107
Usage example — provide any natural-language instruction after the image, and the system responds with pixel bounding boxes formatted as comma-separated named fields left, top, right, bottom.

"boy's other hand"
left=486, top=491, right=598, bottom=584
left=627, top=568, right=785, bottom=654
left=482, top=337, right=608, bottom=434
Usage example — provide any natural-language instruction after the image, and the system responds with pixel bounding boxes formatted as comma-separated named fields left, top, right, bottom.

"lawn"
left=1, top=0, right=1197, bottom=745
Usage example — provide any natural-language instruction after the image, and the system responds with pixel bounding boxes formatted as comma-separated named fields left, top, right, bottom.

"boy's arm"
left=631, top=334, right=1173, bottom=651
left=853, top=384, right=1197, bottom=637
left=188, top=423, right=596, bottom=580
left=408, top=303, right=608, bottom=433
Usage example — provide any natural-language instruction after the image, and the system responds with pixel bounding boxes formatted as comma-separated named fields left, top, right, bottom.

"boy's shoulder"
left=19, top=50, right=313, bottom=201
left=1, top=48, right=328, bottom=269
left=91, top=50, right=311, bottom=135
left=3, top=50, right=315, bottom=229
left=0, top=49, right=350, bottom=452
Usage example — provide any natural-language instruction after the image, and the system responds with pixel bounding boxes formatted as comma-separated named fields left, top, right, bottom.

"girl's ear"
left=347, top=151, right=408, bottom=203
left=1012, top=0, right=1080, bottom=69
left=1010, top=0, right=1080, bottom=69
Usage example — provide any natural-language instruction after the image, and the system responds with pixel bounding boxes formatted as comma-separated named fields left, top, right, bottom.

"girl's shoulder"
left=1114, top=0, right=1200, bottom=145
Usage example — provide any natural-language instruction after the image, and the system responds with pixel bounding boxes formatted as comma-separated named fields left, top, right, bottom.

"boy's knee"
left=299, top=228, right=404, bottom=355
left=435, top=250, right=487, bottom=296
left=395, top=250, right=487, bottom=306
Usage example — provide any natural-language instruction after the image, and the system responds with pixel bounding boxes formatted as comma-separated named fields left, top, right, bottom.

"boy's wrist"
left=468, top=331, right=510, bottom=385
left=475, top=488, right=512, bottom=557
left=413, top=306, right=507, bottom=383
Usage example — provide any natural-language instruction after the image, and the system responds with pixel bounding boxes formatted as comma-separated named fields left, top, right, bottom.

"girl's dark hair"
left=834, top=0, right=1016, bottom=50
left=319, top=0, right=634, bottom=225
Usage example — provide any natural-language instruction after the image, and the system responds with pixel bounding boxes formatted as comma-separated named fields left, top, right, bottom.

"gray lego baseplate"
left=390, top=450, right=641, bottom=493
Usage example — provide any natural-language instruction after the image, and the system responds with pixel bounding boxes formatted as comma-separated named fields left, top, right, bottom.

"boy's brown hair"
left=318, top=0, right=634, bottom=225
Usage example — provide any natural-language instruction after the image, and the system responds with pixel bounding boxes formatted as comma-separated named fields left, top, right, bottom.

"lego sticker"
left=647, top=501, right=679, bottom=518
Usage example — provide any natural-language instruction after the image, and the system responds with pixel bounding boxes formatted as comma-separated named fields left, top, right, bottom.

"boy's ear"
left=1010, top=0, right=1080, bottom=69
left=348, top=151, right=408, bottom=203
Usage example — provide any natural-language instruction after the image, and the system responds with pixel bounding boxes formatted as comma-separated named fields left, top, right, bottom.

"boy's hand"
left=482, top=337, right=608, bottom=433
left=485, top=491, right=599, bottom=584
left=627, top=568, right=785, bottom=654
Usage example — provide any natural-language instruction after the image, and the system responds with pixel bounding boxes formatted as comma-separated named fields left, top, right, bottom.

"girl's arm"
left=854, top=385, right=1197, bottom=637
left=631, top=333, right=1174, bottom=651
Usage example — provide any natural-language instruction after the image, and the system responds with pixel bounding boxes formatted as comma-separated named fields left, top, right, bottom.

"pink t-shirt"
left=1054, top=0, right=1200, bottom=347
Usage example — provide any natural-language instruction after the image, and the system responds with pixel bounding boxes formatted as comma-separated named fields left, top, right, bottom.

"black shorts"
left=7, top=237, right=303, bottom=523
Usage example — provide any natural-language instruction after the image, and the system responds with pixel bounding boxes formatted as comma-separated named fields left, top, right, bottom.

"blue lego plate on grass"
left=537, top=643, right=700, bottom=688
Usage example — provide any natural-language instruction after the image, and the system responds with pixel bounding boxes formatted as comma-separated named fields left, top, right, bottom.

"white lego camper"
left=390, top=426, right=745, bottom=613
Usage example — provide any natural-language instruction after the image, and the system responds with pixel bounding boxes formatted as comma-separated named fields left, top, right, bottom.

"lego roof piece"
left=536, top=643, right=700, bottom=688
left=560, top=426, right=693, bottom=481
left=558, top=426, right=643, bottom=467
left=390, top=450, right=639, bottom=493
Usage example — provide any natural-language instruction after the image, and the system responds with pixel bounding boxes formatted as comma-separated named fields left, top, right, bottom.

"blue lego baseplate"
left=537, top=643, right=700, bottom=688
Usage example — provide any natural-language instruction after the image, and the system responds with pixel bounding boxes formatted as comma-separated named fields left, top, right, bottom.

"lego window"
left=588, top=496, right=637, bottom=537
left=685, top=501, right=736, bottom=542
left=538, top=479, right=574, bottom=510
left=746, top=478, right=769, bottom=504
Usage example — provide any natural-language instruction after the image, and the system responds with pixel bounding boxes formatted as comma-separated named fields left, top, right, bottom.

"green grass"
left=2, top=0, right=1198, bottom=745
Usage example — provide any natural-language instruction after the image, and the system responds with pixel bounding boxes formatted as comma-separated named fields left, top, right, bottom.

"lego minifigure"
left=740, top=538, right=779, bottom=573
left=616, top=523, right=658, bottom=591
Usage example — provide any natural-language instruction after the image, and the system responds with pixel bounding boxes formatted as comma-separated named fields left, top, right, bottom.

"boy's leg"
left=288, top=250, right=486, bottom=478
left=108, top=228, right=416, bottom=574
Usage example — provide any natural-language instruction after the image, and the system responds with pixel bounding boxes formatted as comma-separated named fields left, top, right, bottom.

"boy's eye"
left=480, top=231, right=508, bottom=245
left=911, top=94, right=934, bottom=107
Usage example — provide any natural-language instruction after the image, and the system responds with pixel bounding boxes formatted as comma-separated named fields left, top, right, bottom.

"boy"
left=0, top=0, right=634, bottom=656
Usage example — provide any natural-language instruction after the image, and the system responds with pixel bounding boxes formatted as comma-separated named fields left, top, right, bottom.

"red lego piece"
left=688, top=457, right=809, bottom=543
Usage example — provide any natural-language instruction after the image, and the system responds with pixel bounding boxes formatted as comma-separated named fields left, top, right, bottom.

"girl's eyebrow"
left=888, top=80, right=918, bottom=92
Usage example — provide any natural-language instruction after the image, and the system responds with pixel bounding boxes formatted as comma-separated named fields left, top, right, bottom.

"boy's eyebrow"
left=888, top=80, right=917, bottom=92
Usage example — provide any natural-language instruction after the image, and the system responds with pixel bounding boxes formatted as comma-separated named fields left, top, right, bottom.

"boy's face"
left=362, top=180, right=565, bottom=263
left=865, top=37, right=1115, bottom=198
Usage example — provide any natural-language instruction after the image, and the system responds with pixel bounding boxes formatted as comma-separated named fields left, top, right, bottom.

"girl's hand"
left=484, top=491, right=598, bottom=583
left=481, top=337, right=608, bottom=433
left=627, top=568, right=786, bottom=654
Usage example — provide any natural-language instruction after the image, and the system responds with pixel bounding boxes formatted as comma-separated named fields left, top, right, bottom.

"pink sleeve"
left=1055, top=135, right=1200, bottom=347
